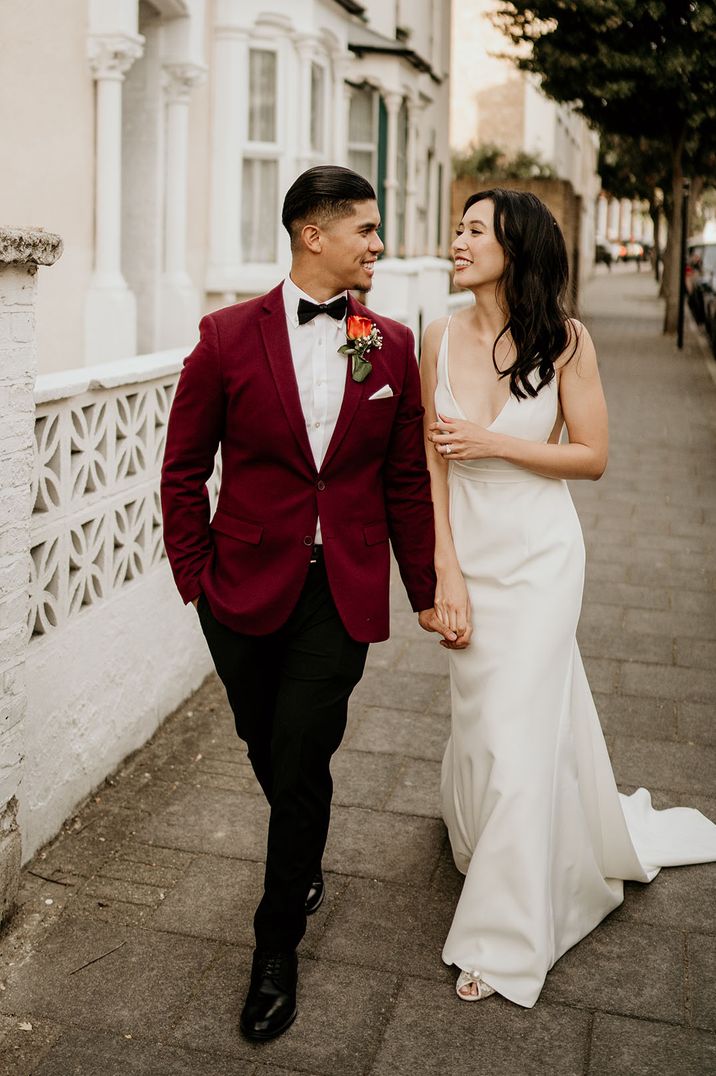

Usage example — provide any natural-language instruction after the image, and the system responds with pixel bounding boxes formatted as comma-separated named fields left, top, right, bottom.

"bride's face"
left=451, top=199, right=506, bottom=290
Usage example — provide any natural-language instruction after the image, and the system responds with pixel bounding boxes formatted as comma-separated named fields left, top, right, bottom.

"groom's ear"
left=299, top=223, right=322, bottom=254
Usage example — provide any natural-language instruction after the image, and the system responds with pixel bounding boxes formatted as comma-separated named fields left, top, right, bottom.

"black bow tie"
left=297, top=296, right=348, bottom=325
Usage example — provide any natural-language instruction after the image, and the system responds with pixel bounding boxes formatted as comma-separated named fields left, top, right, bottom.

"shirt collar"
left=283, top=275, right=348, bottom=329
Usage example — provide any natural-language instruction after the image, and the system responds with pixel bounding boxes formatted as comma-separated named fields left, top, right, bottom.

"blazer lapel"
left=321, top=294, right=368, bottom=471
left=259, top=284, right=315, bottom=470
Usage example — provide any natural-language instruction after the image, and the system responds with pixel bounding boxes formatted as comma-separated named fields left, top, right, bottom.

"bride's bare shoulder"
left=423, top=315, right=450, bottom=351
left=557, top=318, right=598, bottom=379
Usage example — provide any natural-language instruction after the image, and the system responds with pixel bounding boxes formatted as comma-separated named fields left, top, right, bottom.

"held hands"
left=418, top=608, right=461, bottom=646
left=435, top=567, right=472, bottom=649
left=428, top=414, right=500, bottom=461
left=418, top=568, right=472, bottom=650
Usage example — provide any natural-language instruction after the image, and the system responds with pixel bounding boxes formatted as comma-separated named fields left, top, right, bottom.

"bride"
left=419, top=188, right=716, bottom=1008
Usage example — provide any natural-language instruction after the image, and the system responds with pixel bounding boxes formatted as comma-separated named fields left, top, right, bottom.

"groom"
left=161, top=165, right=453, bottom=1041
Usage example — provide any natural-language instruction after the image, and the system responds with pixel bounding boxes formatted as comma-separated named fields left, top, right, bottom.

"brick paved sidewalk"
left=1, top=266, right=714, bottom=1076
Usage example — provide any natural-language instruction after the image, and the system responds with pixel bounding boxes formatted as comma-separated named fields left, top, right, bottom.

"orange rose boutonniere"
left=339, top=315, right=383, bottom=383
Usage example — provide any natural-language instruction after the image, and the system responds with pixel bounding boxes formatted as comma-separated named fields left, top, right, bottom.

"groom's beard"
left=351, top=277, right=373, bottom=292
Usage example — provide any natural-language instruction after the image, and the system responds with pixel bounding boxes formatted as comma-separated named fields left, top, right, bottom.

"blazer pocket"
left=364, top=521, right=389, bottom=546
left=360, top=394, right=399, bottom=407
left=210, top=509, right=264, bottom=544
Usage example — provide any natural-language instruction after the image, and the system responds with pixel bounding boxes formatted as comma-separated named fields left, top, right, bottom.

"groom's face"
left=319, top=200, right=384, bottom=292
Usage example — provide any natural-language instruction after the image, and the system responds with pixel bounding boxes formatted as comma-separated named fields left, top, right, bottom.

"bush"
left=452, top=142, right=556, bottom=182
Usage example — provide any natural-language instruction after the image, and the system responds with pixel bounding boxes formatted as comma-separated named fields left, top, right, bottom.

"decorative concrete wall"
left=23, top=354, right=216, bottom=859
left=0, top=226, right=62, bottom=924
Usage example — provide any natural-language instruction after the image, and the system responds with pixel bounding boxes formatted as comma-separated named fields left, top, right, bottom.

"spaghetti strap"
left=437, top=316, right=451, bottom=379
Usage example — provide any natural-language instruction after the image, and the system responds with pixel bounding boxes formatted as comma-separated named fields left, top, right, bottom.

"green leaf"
left=352, top=358, right=373, bottom=383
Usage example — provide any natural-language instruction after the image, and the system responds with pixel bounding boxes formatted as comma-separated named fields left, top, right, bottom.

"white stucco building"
left=3, top=0, right=452, bottom=375
left=450, top=0, right=600, bottom=282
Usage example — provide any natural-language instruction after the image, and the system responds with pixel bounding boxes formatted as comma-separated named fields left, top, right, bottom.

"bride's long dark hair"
left=462, top=188, right=579, bottom=399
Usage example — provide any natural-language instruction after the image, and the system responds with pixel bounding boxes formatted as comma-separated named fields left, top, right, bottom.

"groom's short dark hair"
left=282, top=165, right=376, bottom=248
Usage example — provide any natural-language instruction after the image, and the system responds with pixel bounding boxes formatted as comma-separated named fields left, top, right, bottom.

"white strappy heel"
left=456, top=968, right=496, bottom=1001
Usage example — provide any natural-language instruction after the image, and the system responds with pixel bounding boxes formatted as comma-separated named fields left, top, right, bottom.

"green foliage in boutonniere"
left=339, top=315, right=384, bottom=383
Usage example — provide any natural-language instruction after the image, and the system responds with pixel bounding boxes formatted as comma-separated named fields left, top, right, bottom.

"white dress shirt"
left=283, top=275, right=348, bottom=543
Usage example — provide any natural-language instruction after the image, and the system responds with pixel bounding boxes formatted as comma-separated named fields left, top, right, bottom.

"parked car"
left=686, top=242, right=716, bottom=326
left=625, top=241, right=644, bottom=262
left=595, top=241, right=612, bottom=268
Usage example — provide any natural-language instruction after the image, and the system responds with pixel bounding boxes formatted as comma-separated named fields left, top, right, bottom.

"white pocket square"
left=368, top=384, right=394, bottom=400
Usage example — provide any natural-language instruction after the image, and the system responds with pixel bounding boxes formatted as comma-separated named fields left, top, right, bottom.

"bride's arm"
left=429, top=322, right=608, bottom=481
left=420, top=320, right=472, bottom=647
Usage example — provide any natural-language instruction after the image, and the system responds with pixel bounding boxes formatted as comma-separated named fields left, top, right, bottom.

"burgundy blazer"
left=160, top=283, right=436, bottom=642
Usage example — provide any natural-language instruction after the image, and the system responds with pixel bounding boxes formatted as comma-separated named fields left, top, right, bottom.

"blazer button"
left=317, top=479, right=326, bottom=491
left=303, top=535, right=313, bottom=545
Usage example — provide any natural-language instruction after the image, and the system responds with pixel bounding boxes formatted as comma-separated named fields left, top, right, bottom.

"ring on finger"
left=445, top=444, right=452, bottom=455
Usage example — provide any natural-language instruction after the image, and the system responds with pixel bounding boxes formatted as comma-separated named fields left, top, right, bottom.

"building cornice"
left=87, top=32, right=144, bottom=80
left=162, top=62, right=207, bottom=104
left=332, top=0, right=366, bottom=16
left=0, top=227, right=63, bottom=267
left=347, top=26, right=443, bottom=84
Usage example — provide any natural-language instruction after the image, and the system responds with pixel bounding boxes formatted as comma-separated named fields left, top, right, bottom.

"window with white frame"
left=243, top=47, right=279, bottom=263
left=310, top=61, right=325, bottom=154
left=347, top=85, right=378, bottom=186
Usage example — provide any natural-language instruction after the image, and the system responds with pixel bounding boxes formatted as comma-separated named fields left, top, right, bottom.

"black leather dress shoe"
left=305, top=871, right=325, bottom=915
left=240, top=949, right=298, bottom=1042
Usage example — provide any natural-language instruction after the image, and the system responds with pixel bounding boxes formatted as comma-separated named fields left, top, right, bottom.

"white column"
left=642, top=204, right=655, bottom=244
left=607, top=196, right=620, bottom=241
left=206, top=22, right=248, bottom=295
left=619, top=198, right=632, bottom=241
left=294, top=35, right=315, bottom=174
left=85, top=33, right=143, bottom=364
left=330, top=54, right=353, bottom=166
left=383, top=91, right=403, bottom=257
left=0, top=227, right=62, bottom=923
left=158, top=62, right=206, bottom=348
left=404, top=96, right=420, bottom=257
left=596, top=194, right=608, bottom=238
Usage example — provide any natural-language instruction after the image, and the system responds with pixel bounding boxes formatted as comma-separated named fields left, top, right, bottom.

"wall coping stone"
left=0, top=226, right=63, bottom=267
left=33, top=348, right=186, bottom=404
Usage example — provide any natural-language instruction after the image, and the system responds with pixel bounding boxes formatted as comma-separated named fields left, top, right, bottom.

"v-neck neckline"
left=442, top=318, right=512, bottom=430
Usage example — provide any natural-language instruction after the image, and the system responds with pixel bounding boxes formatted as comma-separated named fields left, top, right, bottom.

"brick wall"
left=0, top=227, right=62, bottom=924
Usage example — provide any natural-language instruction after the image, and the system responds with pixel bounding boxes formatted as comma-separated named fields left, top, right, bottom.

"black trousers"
left=196, top=552, right=368, bottom=951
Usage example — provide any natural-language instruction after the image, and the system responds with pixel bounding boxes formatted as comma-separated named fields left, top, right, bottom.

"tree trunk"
left=650, top=198, right=661, bottom=282
left=663, top=126, right=687, bottom=334
left=689, top=175, right=705, bottom=235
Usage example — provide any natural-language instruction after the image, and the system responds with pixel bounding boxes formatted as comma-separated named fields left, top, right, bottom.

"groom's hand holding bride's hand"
left=418, top=609, right=472, bottom=649
left=428, top=567, right=472, bottom=649
left=419, top=608, right=461, bottom=646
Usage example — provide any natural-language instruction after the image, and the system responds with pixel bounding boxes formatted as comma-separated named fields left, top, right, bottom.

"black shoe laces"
left=264, top=954, right=285, bottom=979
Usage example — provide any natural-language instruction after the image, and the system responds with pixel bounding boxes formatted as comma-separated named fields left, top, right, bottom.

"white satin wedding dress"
left=435, top=319, right=716, bottom=1008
